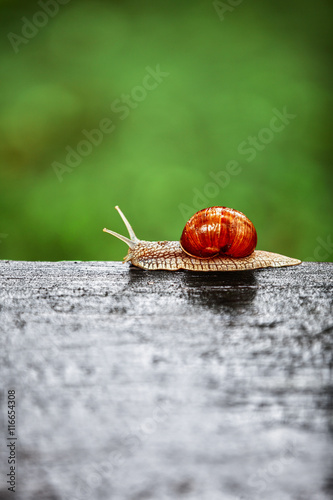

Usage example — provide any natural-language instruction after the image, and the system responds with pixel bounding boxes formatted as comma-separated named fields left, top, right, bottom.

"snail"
left=103, top=206, right=301, bottom=271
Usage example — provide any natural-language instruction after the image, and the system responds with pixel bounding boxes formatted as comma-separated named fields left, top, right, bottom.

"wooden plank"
left=0, top=260, right=332, bottom=500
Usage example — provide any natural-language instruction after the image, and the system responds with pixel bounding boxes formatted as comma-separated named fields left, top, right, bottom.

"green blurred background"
left=0, top=0, right=332, bottom=262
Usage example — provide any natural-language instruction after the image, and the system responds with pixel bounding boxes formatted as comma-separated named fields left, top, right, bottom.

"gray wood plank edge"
left=0, top=261, right=332, bottom=500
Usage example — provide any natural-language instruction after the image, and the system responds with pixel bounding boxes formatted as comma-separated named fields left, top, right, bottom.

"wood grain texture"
left=0, top=260, right=332, bottom=500
left=128, top=241, right=301, bottom=271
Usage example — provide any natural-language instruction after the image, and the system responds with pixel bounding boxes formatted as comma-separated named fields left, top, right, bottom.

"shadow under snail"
left=103, top=206, right=301, bottom=271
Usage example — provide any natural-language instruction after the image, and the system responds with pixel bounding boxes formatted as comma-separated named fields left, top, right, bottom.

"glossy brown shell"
left=180, top=207, right=257, bottom=259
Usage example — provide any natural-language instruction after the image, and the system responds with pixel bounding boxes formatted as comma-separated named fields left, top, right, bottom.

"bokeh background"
left=0, top=0, right=332, bottom=262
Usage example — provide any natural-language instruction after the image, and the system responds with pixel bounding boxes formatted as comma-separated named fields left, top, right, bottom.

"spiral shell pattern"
left=180, top=206, right=257, bottom=259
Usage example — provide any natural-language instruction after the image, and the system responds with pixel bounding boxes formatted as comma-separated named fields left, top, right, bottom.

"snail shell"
left=180, top=206, right=257, bottom=259
left=103, top=206, right=301, bottom=272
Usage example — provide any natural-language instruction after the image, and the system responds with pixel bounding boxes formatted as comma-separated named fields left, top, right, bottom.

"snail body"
left=103, top=206, right=301, bottom=272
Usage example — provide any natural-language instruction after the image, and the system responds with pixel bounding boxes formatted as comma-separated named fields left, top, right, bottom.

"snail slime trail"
left=103, top=206, right=301, bottom=272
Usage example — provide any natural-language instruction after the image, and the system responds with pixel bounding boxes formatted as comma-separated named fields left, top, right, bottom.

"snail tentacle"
left=114, top=205, right=138, bottom=243
left=103, top=206, right=140, bottom=251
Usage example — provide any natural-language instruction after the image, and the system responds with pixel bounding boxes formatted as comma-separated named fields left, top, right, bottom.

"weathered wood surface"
left=0, top=260, right=332, bottom=500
